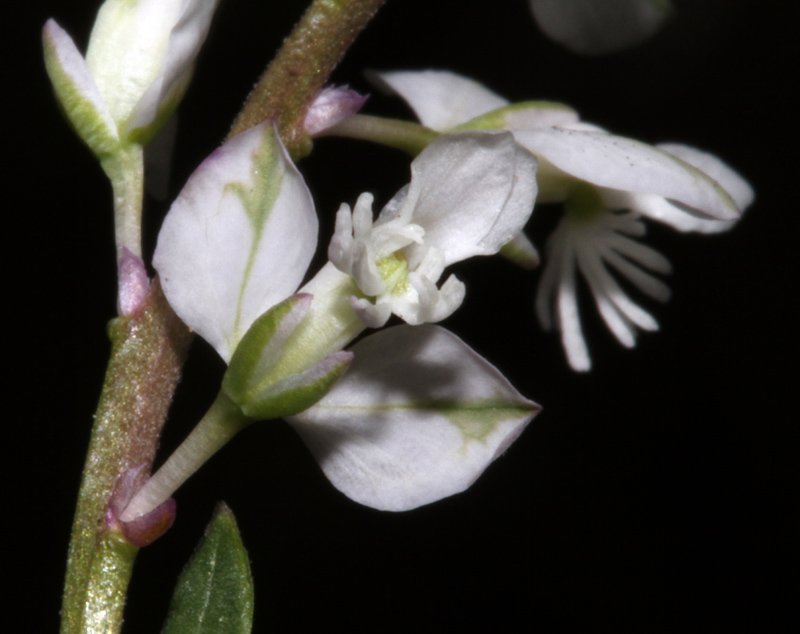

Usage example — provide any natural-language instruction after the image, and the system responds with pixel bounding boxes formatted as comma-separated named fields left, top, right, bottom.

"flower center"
left=377, top=251, right=411, bottom=296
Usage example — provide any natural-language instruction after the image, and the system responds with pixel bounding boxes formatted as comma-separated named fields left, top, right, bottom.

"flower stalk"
left=102, top=145, right=144, bottom=262
left=121, top=393, right=250, bottom=521
left=320, top=113, right=438, bottom=155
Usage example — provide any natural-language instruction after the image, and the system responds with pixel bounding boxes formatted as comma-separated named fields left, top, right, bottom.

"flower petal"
left=623, top=193, right=737, bottom=234
left=536, top=208, right=672, bottom=371
left=351, top=296, right=392, bottom=329
left=529, top=0, right=673, bottom=55
left=371, top=70, right=508, bottom=131
left=42, top=19, right=120, bottom=157
left=658, top=143, right=754, bottom=211
left=398, top=132, right=538, bottom=265
left=86, top=0, right=219, bottom=137
left=130, top=0, right=219, bottom=137
left=514, top=128, right=740, bottom=221
left=456, top=101, right=580, bottom=132
left=576, top=247, right=658, bottom=347
left=636, top=142, right=753, bottom=232
left=154, top=123, right=317, bottom=361
left=554, top=236, right=591, bottom=371
left=288, top=325, right=539, bottom=511
left=390, top=272, right=466, bottom=326
left=603, top=247, right=671, bottom=302
left=534, top=224, right=564, bottom=332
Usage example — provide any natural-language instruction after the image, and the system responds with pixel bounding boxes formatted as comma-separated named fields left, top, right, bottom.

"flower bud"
left=223, top=294, right=354, bottom=420
left=43, top=0, right=219, bottom=153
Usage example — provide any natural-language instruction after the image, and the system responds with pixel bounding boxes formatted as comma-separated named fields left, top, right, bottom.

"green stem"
left=320, top=113, right=438, bottom=155
left=80, top=535, right=138, bottom=634
left=61, top=281, right=192, bottom=634
left=102, top=145, right=144, bottom=261
left=102, top=145, right=146, bottom=315
left=229, top=0, right=387, bottom=157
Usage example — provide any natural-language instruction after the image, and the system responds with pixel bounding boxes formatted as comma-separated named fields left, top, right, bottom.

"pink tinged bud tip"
left=304, top=86, right=368, bottom=135
left=118, top=248, right=150, bottom=316
left=106, top=465, right=176, bottom=547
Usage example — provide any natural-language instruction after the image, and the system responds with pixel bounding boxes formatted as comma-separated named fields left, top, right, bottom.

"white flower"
left=329, top=190, right=462, bottom=327
left=512, top=130, right=753, bottom=370
left=529, top=0, right=674, bottom=55
left=43, top=0, right=219, bottom=153
left=328, top=132, right=538, bottom=328
left=148, top=123, right=539, bottom=512
left=373, top=69, right=754, bottom=369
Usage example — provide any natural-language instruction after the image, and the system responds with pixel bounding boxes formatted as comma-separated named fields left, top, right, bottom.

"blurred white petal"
left=537, top=209, right=670, bottom=370
left=372, top=69, right=508, bottom=131
left=515, top=128, right=740, bottom=221
left=530, top=0, right=673, bottom=55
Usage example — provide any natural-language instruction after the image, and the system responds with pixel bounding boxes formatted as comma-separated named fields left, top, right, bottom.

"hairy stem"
left=80, top=534, right=138, bottom=634
left=61, top=281, right=192, bottom=634
left=229, top=0, right=387, bottom=156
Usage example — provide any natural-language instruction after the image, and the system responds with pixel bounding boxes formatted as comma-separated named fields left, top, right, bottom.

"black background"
left=10, top=0, right=799, bottom=631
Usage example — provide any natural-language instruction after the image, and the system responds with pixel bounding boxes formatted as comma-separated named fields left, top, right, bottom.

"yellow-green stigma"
left=377, top=252, right=411, bottom=296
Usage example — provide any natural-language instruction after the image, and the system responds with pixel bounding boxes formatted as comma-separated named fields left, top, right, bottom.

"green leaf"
left=162, top=503, right=254, bottom=634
